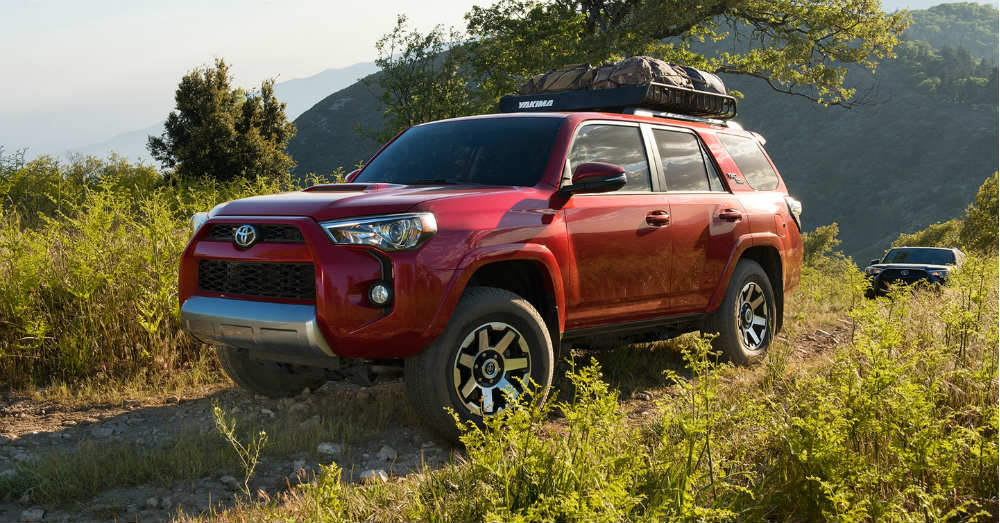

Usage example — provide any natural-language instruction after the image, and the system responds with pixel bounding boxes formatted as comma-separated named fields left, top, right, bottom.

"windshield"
left=882, top=248, right=956, bottom=265
left=356, top=117, right=564, bottom=186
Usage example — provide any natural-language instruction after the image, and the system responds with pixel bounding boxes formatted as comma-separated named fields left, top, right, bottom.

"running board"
left=562, top=313, right=705, bottom=341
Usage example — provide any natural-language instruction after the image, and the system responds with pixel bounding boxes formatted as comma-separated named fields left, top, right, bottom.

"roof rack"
left=499, top=81, right=738, bottom=120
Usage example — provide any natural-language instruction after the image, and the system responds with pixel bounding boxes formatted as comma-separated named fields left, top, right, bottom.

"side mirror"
left=869, top=259, right=880, bottom=266
left=559, top=162, right=627, bottom=197
left=345, top=169, right=362, bottom=183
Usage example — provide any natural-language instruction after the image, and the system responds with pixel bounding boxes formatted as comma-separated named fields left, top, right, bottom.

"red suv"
left=180, top=106, right=802, bottom=440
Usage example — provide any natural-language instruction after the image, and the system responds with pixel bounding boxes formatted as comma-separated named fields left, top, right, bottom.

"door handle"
left=646, top=210, right=670, bottom=227
left=717, top=209, right=743, bottom=222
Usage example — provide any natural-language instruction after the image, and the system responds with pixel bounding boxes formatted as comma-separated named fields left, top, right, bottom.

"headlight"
left=865, top=267, right=882, bottom=276
left=784, top=195, right=802, bottom=228
left=190, top=212, right=210, bottom=233
left=320, top=213, right=437, bottom=251
left=190, top=203, right=228, bottom=235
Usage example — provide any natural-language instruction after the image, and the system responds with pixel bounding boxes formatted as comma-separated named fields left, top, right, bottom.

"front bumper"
left=181, top=296, right=337, bottom=367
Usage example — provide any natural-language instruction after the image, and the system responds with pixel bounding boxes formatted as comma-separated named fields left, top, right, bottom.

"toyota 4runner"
left=180, top=94, right=803, bottom=440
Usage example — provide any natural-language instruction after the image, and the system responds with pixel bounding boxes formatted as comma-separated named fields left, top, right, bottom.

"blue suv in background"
left=865, top=247, right=965, bottom=297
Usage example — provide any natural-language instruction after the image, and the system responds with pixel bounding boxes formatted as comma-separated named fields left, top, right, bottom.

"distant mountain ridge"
left=71, top=61, right=378, bottom=164
left=286, top=2, right=998, bottom=262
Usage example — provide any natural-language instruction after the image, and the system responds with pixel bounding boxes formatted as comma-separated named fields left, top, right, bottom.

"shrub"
left=0, top=154, right=333, bottom=388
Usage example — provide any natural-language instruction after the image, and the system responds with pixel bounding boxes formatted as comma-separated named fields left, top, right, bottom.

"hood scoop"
left=304, top=183, right=397, bottom=192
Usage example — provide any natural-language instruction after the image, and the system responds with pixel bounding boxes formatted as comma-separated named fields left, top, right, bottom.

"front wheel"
left=404, top=287, right=554, bottom=442
left=703, top=260, right=776, bottom=365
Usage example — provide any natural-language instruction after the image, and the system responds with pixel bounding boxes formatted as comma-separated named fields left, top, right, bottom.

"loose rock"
left=21, top=508, right=45, bottom=522
left=260, top=408, right=275, bottom=419
left=360, top=469, right=388, bottom=483
left=299, top=416, right=321, bottom=430
left=633, top=391, right=654, bottom=401
left=145, top=497, right=159, bottom=509
left=317, top=442, right=342, bottom=456
left=219, top=475, right=241, bottom=490
left=376, top=445, right=398, bottom=461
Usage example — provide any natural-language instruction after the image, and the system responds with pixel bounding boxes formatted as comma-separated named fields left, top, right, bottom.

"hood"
left=215, top=183, right=526, bottom=221
left=871, top=263, right=952, bottom=271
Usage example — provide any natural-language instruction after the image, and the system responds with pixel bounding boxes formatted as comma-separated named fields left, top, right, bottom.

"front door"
left=561, top=122, right=673, bottom=328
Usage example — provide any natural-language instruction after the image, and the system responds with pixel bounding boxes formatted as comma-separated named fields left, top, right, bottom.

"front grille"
left=880, top=269, right=929, bottom=283
left=205, top=224, right=304, bottom=243
left=197, top=260, right=315, bottom=301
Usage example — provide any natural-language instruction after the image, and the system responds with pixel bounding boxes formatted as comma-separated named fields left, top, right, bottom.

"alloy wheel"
left=736, top=281, right=769, bottom=351
left=452, top=321, right=531, bottom=415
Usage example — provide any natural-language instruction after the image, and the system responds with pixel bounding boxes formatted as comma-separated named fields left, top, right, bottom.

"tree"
left=802, top=222, right=842, bottom=265
left=960, top=172, right=998, bottom=253
left=371, top=0, right=910, bottom=138
left=366, top=16, right=479, bottom=143
left=148, top=59, right=296, bottom=181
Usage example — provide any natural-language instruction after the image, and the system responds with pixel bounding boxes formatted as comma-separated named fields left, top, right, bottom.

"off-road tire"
left=404, top=287, right=554, bottom=442
left=215, top=346, right=328, bottom=397
left=703, top=259, right=776, bottom=365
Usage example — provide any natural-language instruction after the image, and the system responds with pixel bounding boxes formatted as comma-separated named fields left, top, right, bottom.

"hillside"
left=287, top=3, right=998, bottom=261
left=72, top=61, right=377, bottom=164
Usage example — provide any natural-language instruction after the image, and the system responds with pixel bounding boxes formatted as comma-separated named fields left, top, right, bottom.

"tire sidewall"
left=408, top=287, right=554, bottom=439
left=713, top=261, right=776, bottom=364
left=442, top=309, right=552, bottom=421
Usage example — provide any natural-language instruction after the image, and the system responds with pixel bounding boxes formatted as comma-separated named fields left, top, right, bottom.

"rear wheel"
left=215, top=346, right=328, bottom=397
left=405, top=287, right=554, bottom=442
left=703, top=260, right=776, bottom=365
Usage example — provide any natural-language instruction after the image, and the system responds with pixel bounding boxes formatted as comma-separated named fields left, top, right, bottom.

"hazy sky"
left=1, top=0, right=479, bottom=155
left=0, top=0, right=989, bottom=156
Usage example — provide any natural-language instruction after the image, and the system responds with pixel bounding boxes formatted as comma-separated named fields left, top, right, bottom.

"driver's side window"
left=567, top=124, right=651, bottom=192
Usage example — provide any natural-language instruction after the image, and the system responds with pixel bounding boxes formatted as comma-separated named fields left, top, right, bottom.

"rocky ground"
left=0, top=379, right=457, bottom=522
left=0, top=323, right=851, bottom=522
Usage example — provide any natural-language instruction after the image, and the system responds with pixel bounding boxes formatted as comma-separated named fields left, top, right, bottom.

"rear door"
left=645, top=124, right=748, bottom=313
left=561, top=121, right=673, bottom=328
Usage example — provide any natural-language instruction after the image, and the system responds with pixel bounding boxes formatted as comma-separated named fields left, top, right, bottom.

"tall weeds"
left=222, top=250, right=998, bottom=523
left=0, top=153, right=334, bottom=388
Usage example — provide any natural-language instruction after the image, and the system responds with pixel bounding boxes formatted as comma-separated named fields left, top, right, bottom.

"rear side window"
left=568, top=124, right=651, bottom=192
left=718, top=133, right=779, bottom=191
left=652, top=129, right=718, bottom=192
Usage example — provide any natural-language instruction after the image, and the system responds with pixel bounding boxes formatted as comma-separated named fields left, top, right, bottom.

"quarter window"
left=568, top=124, right=651, bottom=192
left=653, top=129, right=714, bottom=192
left=718, top=133, right=780, bottom=191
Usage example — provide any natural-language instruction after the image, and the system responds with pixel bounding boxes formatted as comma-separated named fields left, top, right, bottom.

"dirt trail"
left=0, top=322, right=851, bottom=522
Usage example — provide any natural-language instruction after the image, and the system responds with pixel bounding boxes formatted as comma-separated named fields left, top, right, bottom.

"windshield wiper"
left=406, top=179, right=458, bottom=185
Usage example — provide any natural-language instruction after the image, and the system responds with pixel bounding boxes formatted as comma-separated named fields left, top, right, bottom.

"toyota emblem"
left=233, top=225, right=258, bottom=249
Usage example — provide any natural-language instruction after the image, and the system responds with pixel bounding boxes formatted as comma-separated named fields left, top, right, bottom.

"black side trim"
left=562, top=313, right=705, bottom=341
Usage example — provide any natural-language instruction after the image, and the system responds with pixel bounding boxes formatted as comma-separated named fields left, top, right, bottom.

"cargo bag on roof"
left=519, top=64, right=596, bottom=94
left=680, top=66, right=726, bottom=95
left=507, top=55, right=737, bottom=119
left=592, top=56, right=693, bottom=90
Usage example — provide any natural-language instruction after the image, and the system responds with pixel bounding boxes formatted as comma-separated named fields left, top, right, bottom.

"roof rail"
left=622, top=107, right=732, bottom=126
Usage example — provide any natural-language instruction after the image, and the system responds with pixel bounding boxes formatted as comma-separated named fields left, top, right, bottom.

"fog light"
left=369, top=283, right=392, bottom=306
